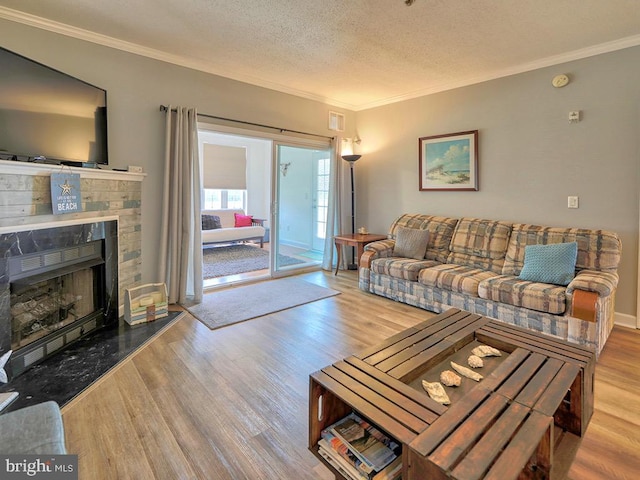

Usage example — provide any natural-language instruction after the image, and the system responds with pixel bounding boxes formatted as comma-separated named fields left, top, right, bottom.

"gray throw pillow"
left=393, top=227, right=430, bottom=260
left=202, top=214, right=222, bottom=230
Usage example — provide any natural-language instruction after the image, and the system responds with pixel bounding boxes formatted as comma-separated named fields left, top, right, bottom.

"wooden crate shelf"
left=309, top=309, right=596, bottom=480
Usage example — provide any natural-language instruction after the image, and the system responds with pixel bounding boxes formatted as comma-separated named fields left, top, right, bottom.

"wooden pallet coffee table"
left=309, top=309, right=595, bottom=480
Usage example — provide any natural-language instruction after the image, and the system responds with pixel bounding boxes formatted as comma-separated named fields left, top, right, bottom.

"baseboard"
left=278, top=239, right=311, bottom=250
left=614, top=311, right=637, bottom=329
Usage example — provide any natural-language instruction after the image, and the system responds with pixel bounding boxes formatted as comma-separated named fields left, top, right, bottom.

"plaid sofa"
left=359, top=214, right=621, bottom=357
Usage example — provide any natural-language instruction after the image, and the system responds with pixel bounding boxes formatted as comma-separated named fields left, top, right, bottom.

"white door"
left=312, top=153, right=330, bottom=252
left=273, top=143, right=331, bottom=273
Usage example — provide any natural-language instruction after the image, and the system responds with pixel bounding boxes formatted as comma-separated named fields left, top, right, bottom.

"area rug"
left=203, top=244, right=304, bottom=279
left=187, top=277, right=340, bottom=330
left=0, top=312, right=184, bottom=412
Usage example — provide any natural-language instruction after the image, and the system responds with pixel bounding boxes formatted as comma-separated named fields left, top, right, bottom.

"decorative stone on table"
left=451, top=361, right=483, bottom=381
left=422, top=380, right=451, bottom=405
left=440, top=370, right=461, bottom=387
left=471, top=344, right=502, bottom=357
left=467, top=355, right=484, bottom=368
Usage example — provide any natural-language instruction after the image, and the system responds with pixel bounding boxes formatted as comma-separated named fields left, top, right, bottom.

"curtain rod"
left=159, top=105, right=334, bottom=141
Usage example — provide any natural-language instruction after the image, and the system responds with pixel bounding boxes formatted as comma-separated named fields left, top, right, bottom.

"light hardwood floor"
left=62, top=271, right=640, bottom=479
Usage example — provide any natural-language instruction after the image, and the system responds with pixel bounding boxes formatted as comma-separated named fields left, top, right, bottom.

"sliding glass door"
left=198, top=125, right=332, bottom=286
left=272, top=143, right=331, bottom=274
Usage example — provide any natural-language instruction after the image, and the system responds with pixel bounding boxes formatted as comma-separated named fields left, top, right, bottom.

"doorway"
left=198, top=128, right=330, bottom=287
left=272, top=144, right=331, bottom=274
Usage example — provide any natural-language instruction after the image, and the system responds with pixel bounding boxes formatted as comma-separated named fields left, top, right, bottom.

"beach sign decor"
left=51, top=171, right=83, bottom=214
left=419, top=130, right=478, bottom=191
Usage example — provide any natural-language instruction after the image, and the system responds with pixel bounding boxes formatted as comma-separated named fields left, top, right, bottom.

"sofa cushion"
left=519, top=242, right=577, bottom=286
left=201, top=225, right=265, bottom=244
left=203, top=209, right=248, bottom=228
left=234, top=213, right=253, bottom=227
left=202, top=214, right=222, bottom=231
left=371, top=257, right=440, bottom=282
left=0, top=401, right=66, bottom=454
left=478, top=275, right=567, bottom=314
left=388, top=214, right=459, bottom=263
left=393, top=227, right=430, bottom=259
left=447, top=218, right=512, bottom=273
left=503, top=224, right=621, bottom=276
left=418, top=264, right=501, bottom=296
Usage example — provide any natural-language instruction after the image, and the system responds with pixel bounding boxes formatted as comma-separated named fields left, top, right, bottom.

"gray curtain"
left=159, top=106, right=203, bottom=304
left=322, top=136, right=343, bottom=271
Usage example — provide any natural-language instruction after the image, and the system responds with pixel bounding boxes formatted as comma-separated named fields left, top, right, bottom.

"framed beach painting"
left=419, top=130, right=478, bottom=191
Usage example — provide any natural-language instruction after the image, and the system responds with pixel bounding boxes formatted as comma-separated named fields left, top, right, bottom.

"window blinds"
left=202, top=144, right=247, bottom=189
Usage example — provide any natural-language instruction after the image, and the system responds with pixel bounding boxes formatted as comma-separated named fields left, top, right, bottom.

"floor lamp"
left=342, top=154, right=361, bottom=269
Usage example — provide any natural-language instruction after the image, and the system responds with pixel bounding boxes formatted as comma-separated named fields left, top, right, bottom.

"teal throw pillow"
left=518, top=242, right=578, bottom=286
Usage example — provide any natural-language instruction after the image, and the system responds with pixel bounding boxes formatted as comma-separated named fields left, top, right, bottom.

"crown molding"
left=2, top=6, right=639, bottom=112
left=352, top=34, right=640, bottom=111
left=0, top=6, right=356, bottom=110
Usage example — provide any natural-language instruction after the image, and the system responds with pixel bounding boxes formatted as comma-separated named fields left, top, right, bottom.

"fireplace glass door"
left=7, top=239, right=105, bottom=358
left=11, top=267, right=97, bottom=350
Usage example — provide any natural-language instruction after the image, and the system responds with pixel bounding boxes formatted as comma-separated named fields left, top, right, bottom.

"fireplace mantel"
left=0, top=160, right=146, bottom=182
left=0, top=215, right=119, bottom=235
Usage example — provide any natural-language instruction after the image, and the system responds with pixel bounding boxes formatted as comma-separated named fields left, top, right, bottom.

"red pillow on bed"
left=234, top=213, right=253, bottom=227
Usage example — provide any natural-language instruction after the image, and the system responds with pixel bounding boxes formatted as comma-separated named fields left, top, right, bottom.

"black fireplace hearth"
left=0, top=311, right=180, bottom=413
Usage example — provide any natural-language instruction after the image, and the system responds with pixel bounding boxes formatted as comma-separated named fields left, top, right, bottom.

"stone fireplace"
left=0, top=218, right=119, bottom=379
left=1, top=160, right=144, bottom=383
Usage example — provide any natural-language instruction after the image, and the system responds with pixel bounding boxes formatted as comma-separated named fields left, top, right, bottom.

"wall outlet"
left=568, top=196, right=579, bottom=208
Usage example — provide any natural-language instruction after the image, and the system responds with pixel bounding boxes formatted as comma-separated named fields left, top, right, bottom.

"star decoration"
left=59, top=180, right=73, bottom=196
left=0, top=350, right=11, bottom=383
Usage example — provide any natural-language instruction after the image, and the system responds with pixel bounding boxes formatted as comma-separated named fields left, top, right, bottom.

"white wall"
left=356, top=46, right=640, bottom=319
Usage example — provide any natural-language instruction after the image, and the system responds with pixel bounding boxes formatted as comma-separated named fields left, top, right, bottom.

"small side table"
left=333, top=233, right=387, bottom=275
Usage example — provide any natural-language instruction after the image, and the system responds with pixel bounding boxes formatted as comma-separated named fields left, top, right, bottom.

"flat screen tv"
left=0, top=46, right=108, bottom=166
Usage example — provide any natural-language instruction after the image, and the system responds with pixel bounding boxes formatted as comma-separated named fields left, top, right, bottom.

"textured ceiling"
left=1, top=0, right=639, bottom=110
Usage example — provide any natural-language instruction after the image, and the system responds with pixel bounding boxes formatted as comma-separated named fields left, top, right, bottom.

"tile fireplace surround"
left=0, top=160, right=144, bottom=380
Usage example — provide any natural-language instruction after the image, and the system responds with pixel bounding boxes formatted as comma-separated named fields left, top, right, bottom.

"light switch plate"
left=568, top=196, right=579, bottom=208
